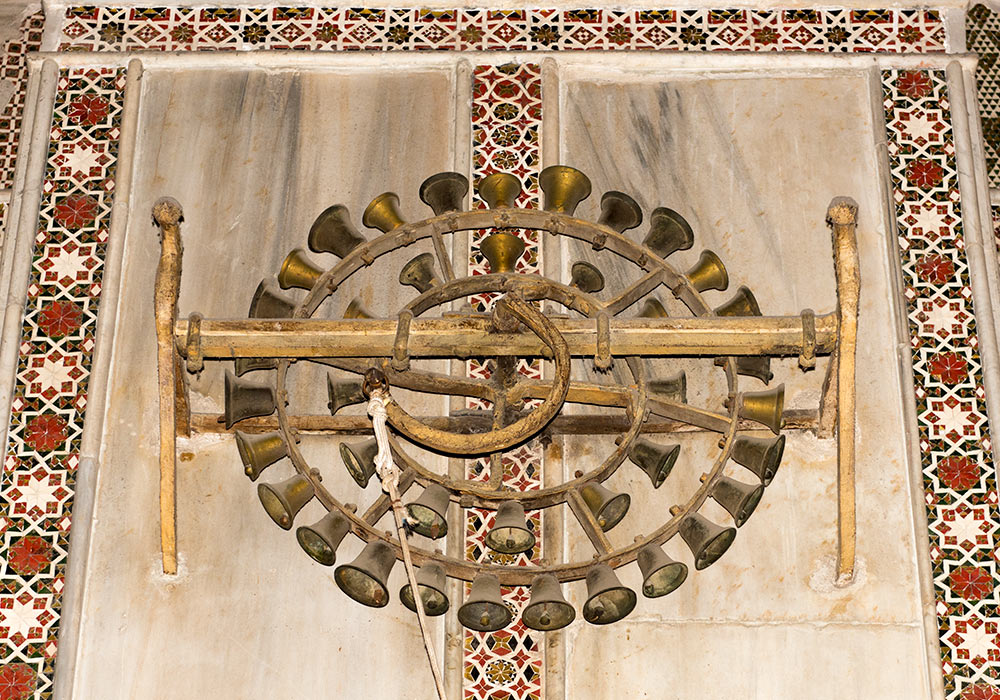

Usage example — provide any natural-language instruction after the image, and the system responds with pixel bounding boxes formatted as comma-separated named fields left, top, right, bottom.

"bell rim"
left=652, top=444, right=681, bottom=489
left=257, top=483, right=293, bottom=530
left=582, top=587, right=637, bottom=625
left=457, top=601, right=513, bottom=632
left=361, top=191, right=401, bottom=230
left=762, top=434, right=786, bottom=485
left=418, top=171, right=469, bottom=211
left=694, top=527, right=737, bottom=570
left=600, top=190, right=643, bottom=232
left=307, top=204, right=351, bottom=255
left=295, top=525, right=336, bottom=566
left=399, top=583, right=450, bottom=616
left=597, top=492, right=631, bottom=531
left=334, top=564, right=391, bottom=608
left=484, top=525, right=536, bottom=554
left=735, top=484, right=766, bottom=527
left=339, top=442, right=372, bottom=488
left=521, top=600, right=577, bottom=631
left=641, top=562, right=689, bottom=598
left=648, top=207, right=694, bottom=247
left=405, top=503, right=449, bottom=539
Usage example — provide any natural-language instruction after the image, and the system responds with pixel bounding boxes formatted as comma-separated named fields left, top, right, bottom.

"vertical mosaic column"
left=0, top=13, right=45, bottom=190
left=463, top=63, right=544, bottom=700
left=0, top=68, right=125, bottom=700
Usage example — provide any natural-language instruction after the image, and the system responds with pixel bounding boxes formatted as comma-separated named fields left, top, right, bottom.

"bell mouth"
left=458, top=601, right=512, bottom=632
left=484, top=526, right=535, bottom=555
left=235, top=432, right=253, bottom=471
left=762, top=435, right=786, bottom=485
left=596, top=493, right=631, bottom=531
left=642, top=562, right=688, bottom=598
left=652, top=445, right=681, bottom=489
left=339, top=443, right=370, bottom=488
left=257, top=484, right=291, bottom=530
left=296, top=527, right=335, bottom=566
left=405, top=504, right=448, bottom=539
left=400, top=584, right=450, bottom=616
left=335, top=566, right=390, bottom=608
left=583, top=587, right=636, bottom=625
left=695, top=528, right=737, bottom=570
left=735, top=485, right=765, bottom=527
left=522, top=601, right=576, bottom=631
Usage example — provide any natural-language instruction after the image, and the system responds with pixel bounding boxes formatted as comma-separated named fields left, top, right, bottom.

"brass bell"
left=478, top=173, right=522, bottom=209
left=710, top=476, right=765, bottom=528
left=400, top=562, right=450, bottom=616
left=248, top=279, right=296, bottom=318
left=335, top=540, right=397, bottom=608
left=539, top=165, right=592, bottom=216
left=569, top=261, right=605, bottom=293
left=730, top=434, right=785, bottom=486
left=233, top=356, right=276, bottom=379
left=399, top=252, right=441, bottom=293
left=522, top=574, right=576, bottom=631
left=327, top=375, right=366, bottom=415
left=308, top=204, right=366, bottom=258
left=598, top=191, right=643, bottom=233
left=683, top=250, right=729, bottom=293
left=582, top=563, right=636, bottom=625
left=643, top=207, right=694, bottom=258
left=484, top=500, right=535, bottom=554
left=343, top=297, right=373, bottom=319
left=735, top=356, right=774, bottom=385
left=479, top=232, right=525, bottom=274
left=296, top=510, right=351, bottom=566
left=235, top=430, right=287, bottom=481
left=278, top=248, right=324, bottom=291
left=649, top=371, right=687, bottom=404
left=224, top=370, right=277, bottom=429
left=404, top=484, right=450, bottom=539
left=419, top=171, right=469, bottom=216
left=637, top=544, right=688, bottom=598
left=714, top=285, right=761, bottom=317
left=362, top=192, right=407, bottom=233
left=638, top=296, right=668, bottom=318
left=679, top=512, right=736, bottom=570
left=458, top=573, right=512, bottom=632
left=339, top=438, right=378, bottom=488
left=627, top=439, right=680, bottom=489
left=579, top=482, right=630, bottom=532
left=257, top=473, right=314, bottom=530
left=739, top=384, right=785, bottom=434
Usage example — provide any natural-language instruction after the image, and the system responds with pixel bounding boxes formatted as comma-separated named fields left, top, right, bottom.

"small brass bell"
left=735, top=356, right=774, bottom=385
left=343, top=297, right=373, bottom=319
left=458, top=573, right=512, bottom=632
left=643, top=207, right=694, bottom=258
left=478, top=173, right=522, bottom=209
left=362, top=192, right=407, bottom=233
left=679, top=512, right=736, bottom=570
left=234, top=356, right=276, bottom=378
left=278, top=248, right=324, bottom=291
left=582, top=564, right=636, bottom=625
left=400, top=562, right=450, bottom=616
left=248, top=279, right=296, bottom=318
left=683, top=250, right=729, bottom=293
left=637, top=544, right=688, bottom=598
left=739, top=384, right=785, bottom=434
left=340, top=438, right=378, bottom=488
left=404, top=484, right=450, bottom=539
left=296, top=510, right=351, bottom=566
left=579, top=482, right=630, bottom=532
left=730, top=434, right=785, bottom=486
left=419, top=171, right=469, bottom=215
left=539, top=165, right=592, bottom=216
left=598, top=191, right=643, bottom=233
left=257, top=473, right=314, bottom=530
left=569, top=261, right=605, bottom=293
left=714, top=285, right=762, bottom=317
left=522, top=574, right=576, bottom=631
left=399, top=252, right=441, bottom=293
left=308, top=204, right=366, bottom=258
left=638, top=296, right=668, bottom=318
left=335, top=540, right=397, bottom=608
left=649, top=371, right=687, bottom=404
left=479, top=232, right=525, bottom=273
left=224, top=370, right=277, bottom=429
left=327, top=375, right=366, bottom=415
left=710, top=476, right=765, bottom=528
left=234, top=430, right=287, bottom=481
left=484, top=501, right=535, bottom=554
left=627, top=439, right=680, bottom=489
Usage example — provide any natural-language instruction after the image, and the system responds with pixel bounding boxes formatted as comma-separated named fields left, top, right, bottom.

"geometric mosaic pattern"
left=883, top=68, right=999, bottom=700
left=59, top=7, right=947, bottom=53
left=0, top=67, right=124, bottom=700
left=0, top=12, right=44, bottom=190
left=967, top=4, right=1000, bottom=188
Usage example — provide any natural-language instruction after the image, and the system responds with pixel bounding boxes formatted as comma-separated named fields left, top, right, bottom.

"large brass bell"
left=683, top=250, right=729, bottom=293
left=730, top=434, right=785, bottom=486
left=539, top=165, right=592, bottom=216
left=257, top=473, right=314, bottom=530
left=638, top=296, right=668, bottom=318
left=479, top=232, right=525, bottom=273
left=582, top=564, right=636, bottom=625
left=484, top=500, right=535, bottom=554
left=224, top=370, right=277, bottom=429
left=235, top=430, right=287, bottom=481
left=649, top=371, right=687, bottom=404
left=714, top=285, right=761, bottom=317
left=579, top=482, right=630, bottom=532
left=308, top=204, right=366, bottom=258
left=419, top=171, right=469, bottom=215
left=679, top=512, right=736, bottom=570
left=637, top=544, right=688, bottom=598
left=739, top=384, right=785, bottom=434
left=278, top=248, right=324, bottom=291
left=399, top=252, right=441, bottom=293
left=478, top=173, right=522, bottom=209
left=335, top=540, right=397, bottom=608
left=522, top=574, right=576, bottom=631
left=627, top=438, right=680, bottom=489
left=340, top=438, right=378, bottom=488
left=598, top=191, right=643, bottom=233
left=362, top=192, right=407, bottom=233
left=296, top=510, right=351, bottom=566
left=327, top=375, right=366, bottom=415
left=458, top=573, right=512, bottom=632
left=343, top=297, right=373, bottom=319
left=643, top=207, right=694, bottom=258
left=569, top=261, right=605, bottom=293
left=400, top=562, right=450, bottom=616
left=404, top=484, right=450, bottom=539
left=248, top=279, right=296, bottom=318
left=710, top=475, right=765, bottom=527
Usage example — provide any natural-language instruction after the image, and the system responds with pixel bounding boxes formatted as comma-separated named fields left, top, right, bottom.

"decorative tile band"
left=59, top=6, right=946, bottom=53
left=966, top=4, right=1000, bottom=188
left=0, top=13, right=44, bottom=190
left=0, top=67, right=124, bottom=700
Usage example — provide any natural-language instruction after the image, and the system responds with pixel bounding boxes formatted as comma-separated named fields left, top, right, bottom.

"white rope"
left=367, top=391, right=448, bottom=700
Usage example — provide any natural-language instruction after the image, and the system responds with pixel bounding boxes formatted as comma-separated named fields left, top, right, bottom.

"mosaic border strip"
left=0, top=13, right=44, bottom=190
left=966, top=4, right=1000, bottom=188
left=0, top=68, right=124, bottom=700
